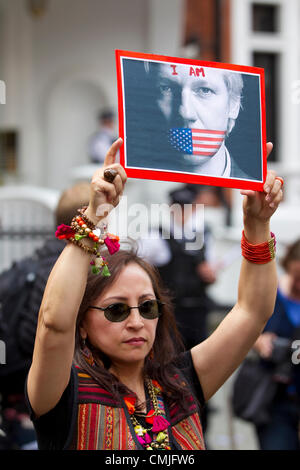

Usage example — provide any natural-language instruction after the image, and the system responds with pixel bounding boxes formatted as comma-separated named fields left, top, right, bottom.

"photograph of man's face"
left=119, top=55, right=264, bottom=186
left=155, top=63, right=242, bottom=177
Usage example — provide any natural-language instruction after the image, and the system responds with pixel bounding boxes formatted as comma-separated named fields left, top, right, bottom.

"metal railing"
left=0, top=228, right=55, bottom=273
left=0, top=185, right=60, bottom=273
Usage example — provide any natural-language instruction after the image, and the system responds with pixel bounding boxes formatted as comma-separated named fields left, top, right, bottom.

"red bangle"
left=241, top=231, right=276, bottom=264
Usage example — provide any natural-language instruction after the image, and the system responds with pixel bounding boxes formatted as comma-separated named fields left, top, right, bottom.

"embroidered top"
left=25, top=351, right=205, bottom=450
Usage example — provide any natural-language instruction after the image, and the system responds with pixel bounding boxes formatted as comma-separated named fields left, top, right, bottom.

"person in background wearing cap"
left=138, top=184, right=218, bottom=438
left=88, top=109, right=117, bottom=164
left=139, top=184, right=217, bottom=349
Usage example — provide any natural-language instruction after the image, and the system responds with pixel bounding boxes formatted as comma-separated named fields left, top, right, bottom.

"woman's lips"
left=124, top=338, right=146, bottom=346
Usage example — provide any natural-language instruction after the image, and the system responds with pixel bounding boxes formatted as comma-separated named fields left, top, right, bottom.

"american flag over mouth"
left=168, top=128, right=226, bottom=157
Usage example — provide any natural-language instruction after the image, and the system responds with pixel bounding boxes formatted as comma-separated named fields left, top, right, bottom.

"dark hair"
left=74, top=247, right=192, bottom=409
left=98, top=109, right=115, bottom=122
left=168, top=185, right=196, bottom=205
left=281, top=239, right=300, bottom=271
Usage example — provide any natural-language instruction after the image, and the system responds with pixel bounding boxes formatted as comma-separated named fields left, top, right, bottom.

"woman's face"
left=80, top=263, right=159, bottom=368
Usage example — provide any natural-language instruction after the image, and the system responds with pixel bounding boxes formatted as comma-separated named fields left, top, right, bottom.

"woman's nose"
left=179, top=88, right=197, bottom=123
left=126, top=307, right=144, bottom=328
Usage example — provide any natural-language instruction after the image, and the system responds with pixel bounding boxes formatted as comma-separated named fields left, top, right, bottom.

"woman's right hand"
left=84, top=138, right=127, bottom=224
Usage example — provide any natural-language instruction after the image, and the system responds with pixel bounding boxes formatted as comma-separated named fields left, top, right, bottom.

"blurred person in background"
left=0, top=182, right=90, bottom=449
left=253, top=239, right=300, bottom=450
left=138, top=183, right=228, bottom=438
left=138, top=183, right=218, bottom=350
left=88, top=109, right=117, bottom=164
left=192, top=184, right=232, bottom=226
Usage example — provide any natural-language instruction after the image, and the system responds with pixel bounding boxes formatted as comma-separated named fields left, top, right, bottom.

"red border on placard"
left=115, top=49, right=267, bottom=191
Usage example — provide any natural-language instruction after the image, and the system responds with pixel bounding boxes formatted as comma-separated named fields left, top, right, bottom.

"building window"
left=253, top=52, right=278, bottom=162
left=252, top=3, right=279, bottom=32
left=0, top=130, right=18, bottom=182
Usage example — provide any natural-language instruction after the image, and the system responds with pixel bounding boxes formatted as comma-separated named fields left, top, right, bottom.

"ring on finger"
left=275, top=176, right=284, bottom=188
left=104, top=168, right=118, bottom=183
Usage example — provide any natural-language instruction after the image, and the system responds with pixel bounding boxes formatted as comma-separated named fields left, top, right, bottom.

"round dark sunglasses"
left=88, top=299, right=164, bottom=323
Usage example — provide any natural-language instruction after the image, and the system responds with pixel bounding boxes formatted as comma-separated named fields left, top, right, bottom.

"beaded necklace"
left=124, top=379, right=171, bottom=450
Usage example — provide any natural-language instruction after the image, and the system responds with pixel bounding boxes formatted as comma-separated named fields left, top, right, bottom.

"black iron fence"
left=0, top=227, right=54, bottom=273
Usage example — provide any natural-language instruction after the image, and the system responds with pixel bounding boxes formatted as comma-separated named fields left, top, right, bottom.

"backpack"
left=0, top=256, right=40, bottom=378
left=231, top=356, right=278, bottom=426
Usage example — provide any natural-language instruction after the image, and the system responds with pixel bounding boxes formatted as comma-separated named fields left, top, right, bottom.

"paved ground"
left=202, top=311, right=260, bottom=451
left=204, top=369, right=259, bottom=450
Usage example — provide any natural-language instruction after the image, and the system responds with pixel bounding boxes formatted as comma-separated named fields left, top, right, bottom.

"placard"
left=116, top=50, right=266, bottom=190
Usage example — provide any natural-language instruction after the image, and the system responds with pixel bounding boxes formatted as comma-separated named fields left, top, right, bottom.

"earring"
left=81, top=338, right=95, bottom=367
left=148, top=348, right=154, bottom=361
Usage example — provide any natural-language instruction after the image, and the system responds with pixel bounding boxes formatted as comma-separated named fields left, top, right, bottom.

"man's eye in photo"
left=159, top=84, right=173, bottom=96
left=194, top=87, right=214, bottom=97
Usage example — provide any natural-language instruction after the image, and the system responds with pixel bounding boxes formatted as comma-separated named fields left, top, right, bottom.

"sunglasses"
left=88, top=299, right=164, bottom=323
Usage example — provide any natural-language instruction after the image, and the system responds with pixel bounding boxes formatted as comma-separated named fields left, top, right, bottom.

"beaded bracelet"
left=55, top=209, right=120, bottom=276
left=241, top=230, right=276, bottom=264
left=70, top=215, right=104, bottom=243
left=77, top=206, right=95, bottom=230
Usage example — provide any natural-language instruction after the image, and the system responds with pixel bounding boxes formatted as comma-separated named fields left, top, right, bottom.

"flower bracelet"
left=55, top=207, right=120, bottom=276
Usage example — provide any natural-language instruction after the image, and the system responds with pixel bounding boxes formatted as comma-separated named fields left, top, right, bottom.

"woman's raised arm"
left=27, top=138, right=126, bottom=417
left=191, top=143, right=283, bottom=401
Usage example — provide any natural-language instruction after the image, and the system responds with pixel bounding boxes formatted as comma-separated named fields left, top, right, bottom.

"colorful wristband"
left=241, top=230, right=276, bottom=264
left=54, top=209, right=120, bottom=276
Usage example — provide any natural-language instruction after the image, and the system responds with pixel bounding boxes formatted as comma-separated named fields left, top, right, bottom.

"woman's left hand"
left=241, top=142, right=283, bottom=223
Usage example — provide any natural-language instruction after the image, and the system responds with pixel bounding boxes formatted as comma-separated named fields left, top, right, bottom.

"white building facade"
left=0, top=0, right=183, bottom=191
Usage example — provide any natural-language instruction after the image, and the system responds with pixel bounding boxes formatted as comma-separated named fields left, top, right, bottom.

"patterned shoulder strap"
left=75, top=365, right=121, bottom=407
